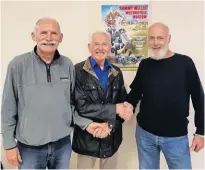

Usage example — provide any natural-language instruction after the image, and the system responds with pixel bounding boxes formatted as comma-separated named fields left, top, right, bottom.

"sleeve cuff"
left=194, top=133, right=204, bottom=138
left=81, top=119, right=93, bottom=130
left=195, top=128, right=204, bottom=135
left=3, top=137, right=17, bottom=150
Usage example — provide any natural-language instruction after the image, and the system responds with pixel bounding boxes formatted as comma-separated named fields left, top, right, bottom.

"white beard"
left=149, top=44, right=169, bottom=60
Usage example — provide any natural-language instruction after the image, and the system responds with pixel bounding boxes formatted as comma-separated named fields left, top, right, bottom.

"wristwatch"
left=108, top=121, right=115, bottom=132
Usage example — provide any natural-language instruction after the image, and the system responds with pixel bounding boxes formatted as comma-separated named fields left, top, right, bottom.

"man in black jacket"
left=72, top=31, right=133, bottom=169
left=127, top=22, right=204, bottom=169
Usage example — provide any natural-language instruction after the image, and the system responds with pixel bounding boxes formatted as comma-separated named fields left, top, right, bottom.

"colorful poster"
left=101, top=5, right=148, bottom=71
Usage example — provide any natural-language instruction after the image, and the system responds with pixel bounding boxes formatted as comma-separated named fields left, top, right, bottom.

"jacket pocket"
left=113, top=119, right=123, bottom=149
left=84, top=83, right=100, bottom=102
left=20, top=108, right=26, bottom=135
left=112, top=83, right=120, bottom=101
left=72, top=125, right=100, bottom=152
left=54, top=80, right=71, bottom=103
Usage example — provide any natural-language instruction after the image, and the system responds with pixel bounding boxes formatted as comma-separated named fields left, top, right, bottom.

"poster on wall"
left=101, top=5, right=148, bottom=71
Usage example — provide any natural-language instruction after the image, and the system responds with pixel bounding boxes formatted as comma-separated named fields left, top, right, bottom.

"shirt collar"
left=90, top=56, right=112, bottom=70
left=34, top=45, right=60, bottom=62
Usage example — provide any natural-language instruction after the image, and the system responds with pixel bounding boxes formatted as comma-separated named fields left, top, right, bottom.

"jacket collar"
left=32, top=46, right=60, bottom=64
left=90, top=56, right=112, bottom=70
left=83, top=57, right=119, bottom=77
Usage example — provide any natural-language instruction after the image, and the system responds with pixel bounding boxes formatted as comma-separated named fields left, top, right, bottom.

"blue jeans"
left=136, top=126, right=192, bottom=169
left=18, top=136, right=72, bottom=169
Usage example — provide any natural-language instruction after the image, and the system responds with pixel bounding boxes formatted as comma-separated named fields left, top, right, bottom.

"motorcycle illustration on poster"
left=101, top=5, right=148, bottom=71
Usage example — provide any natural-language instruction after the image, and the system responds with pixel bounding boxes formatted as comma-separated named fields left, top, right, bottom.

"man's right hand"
left=86, top=122, right=111, bottom=138
left=86, top=122, right=103, bottom=135
left=5, top=147, right=22, bottom=167
left=116, top=102, right=133, bottom=121
left=93, top=122, right=111, bottom=138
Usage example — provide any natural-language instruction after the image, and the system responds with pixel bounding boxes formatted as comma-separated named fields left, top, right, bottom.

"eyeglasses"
left=93, top=43, right=109, bottom=48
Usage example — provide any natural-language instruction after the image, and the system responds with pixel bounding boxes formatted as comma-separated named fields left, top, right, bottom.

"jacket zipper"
left=46, top=64, right=51, bottom=82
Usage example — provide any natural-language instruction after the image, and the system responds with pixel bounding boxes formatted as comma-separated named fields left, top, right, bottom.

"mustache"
left=39, top=40, right=58, bottom=46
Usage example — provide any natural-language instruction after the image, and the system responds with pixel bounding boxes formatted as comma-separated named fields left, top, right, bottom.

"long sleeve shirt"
left=127, top=53, right=204, bottom=137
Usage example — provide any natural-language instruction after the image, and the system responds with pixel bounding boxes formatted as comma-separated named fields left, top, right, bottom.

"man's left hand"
left=93, top=123, right=111, bottom=138
left=190, top=135, right=204, bottom=152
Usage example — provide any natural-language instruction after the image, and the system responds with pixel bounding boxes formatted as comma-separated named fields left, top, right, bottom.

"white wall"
left=1, top=0, right=204, bottom=169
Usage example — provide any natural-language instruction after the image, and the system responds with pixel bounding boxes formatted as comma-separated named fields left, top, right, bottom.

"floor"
left=1, top=114, right=204, bottom=169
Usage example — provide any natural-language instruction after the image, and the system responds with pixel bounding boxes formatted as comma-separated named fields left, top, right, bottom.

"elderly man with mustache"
left=1, top=18, right=104, bottom=169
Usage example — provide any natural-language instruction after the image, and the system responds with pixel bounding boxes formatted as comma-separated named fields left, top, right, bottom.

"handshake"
left=116, top=101, right=133, bottom=121
left=86, top=102, right=133, bottom=139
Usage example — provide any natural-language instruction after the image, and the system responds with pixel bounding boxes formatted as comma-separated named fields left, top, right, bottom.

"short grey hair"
left=33, top=17, right=61, bottom=35
left=89, top=30, right=112, bottom=44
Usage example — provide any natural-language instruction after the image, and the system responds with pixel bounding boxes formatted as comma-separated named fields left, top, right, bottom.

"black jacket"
left=72, top=58, right=127, bottom=158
